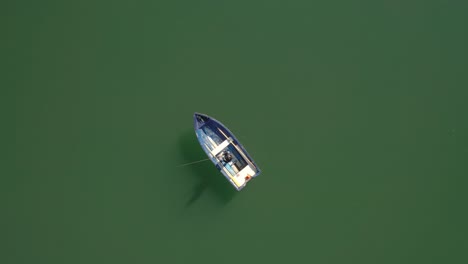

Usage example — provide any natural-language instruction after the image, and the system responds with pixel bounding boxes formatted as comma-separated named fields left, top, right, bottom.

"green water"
left=3, top=1, right=467, bottom=263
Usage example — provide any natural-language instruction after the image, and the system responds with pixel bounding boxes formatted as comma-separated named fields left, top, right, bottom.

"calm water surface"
left=4, top=1, right=467, bottom=263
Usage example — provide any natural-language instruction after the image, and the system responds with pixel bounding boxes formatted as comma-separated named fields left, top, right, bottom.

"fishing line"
left=176, top=158, right=210, bottom=167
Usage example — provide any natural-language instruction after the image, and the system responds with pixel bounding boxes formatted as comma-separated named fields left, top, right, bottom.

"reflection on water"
left=178, top=130, right=237, bottom=206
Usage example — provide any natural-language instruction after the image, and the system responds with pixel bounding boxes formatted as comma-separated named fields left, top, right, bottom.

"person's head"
left=222, top=151, right=233, bottom=162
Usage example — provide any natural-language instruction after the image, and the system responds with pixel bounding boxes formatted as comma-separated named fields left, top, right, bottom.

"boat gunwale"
left=193, top=112, right=262, bottom=178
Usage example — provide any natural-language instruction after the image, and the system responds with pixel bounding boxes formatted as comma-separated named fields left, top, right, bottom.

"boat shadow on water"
left=178, top=130, right=237, bottom=207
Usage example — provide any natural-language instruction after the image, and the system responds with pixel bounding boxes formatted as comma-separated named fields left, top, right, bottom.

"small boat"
left=193, top=112, right=261, bottom=191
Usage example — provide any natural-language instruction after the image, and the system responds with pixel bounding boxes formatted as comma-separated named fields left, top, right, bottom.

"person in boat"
left=222, top=151, right=233, bottom=163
